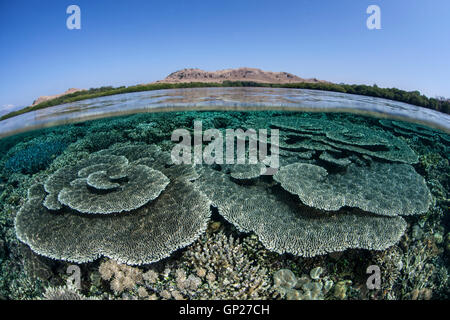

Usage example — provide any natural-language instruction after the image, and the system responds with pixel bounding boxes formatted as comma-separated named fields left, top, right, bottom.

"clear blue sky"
left=1, top=0, right=449, bottom=111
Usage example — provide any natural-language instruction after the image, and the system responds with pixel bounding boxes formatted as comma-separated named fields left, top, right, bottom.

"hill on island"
left=32, top=88, right=85, bottom=106
left=2, top=68, right=448, bottom=122
left=156, top=67, right=329, bottom=84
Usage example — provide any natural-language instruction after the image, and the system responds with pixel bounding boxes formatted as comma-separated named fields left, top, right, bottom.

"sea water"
left=0, top=88, right=448, bottom=300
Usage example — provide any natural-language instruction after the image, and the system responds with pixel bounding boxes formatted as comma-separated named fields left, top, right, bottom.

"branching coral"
left=184, top=232, right=270, bottom=297
left=177, top=232, right=272, bottom=299
left=99, top=260, right=143, bottom=294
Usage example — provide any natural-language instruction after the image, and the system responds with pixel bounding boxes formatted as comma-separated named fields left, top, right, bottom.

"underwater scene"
left=0, top=91, right=449, bottom=301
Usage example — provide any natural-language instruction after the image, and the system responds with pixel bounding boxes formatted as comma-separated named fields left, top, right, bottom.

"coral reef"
left=15, top=179, right=210, bottom=265
left=273, top=162, right=431, bottom=216
left=3, top=138, right=68, bottom=175
left=273, top=269, right=297, bottom=294
left=180, top=232, right=271, bottom=299
left=268, top=116, right=419, bottom=164
left=96, top=232, right=273, bottom=300
left=194, top=166, right=408, bottom=257
left=318, top=151, right=351, bottom=167
left=14, top=144, right=210, bottom=265
left=379, top=119, right=446, bottom=143
left=42, top=285, right=90, bottom=300
left=272, top=267, right=333, bottom=300
left=229, top=163, right=266, bottom=180
left=0, top=110, right=448, bottom=301
left=97, top=143, right=199, bottom=182
left=56, top=160, right=169, bottom=214
left=99, top=259, right=143, bottom=294
left=43, top=154, right=130, bottom=210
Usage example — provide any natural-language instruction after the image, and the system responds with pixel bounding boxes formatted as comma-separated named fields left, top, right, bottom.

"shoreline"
left=1, top=81, right=449, bottom=122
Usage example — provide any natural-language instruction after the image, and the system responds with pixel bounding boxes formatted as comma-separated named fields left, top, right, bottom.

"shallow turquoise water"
left=0, top=91, right=449, bottom=300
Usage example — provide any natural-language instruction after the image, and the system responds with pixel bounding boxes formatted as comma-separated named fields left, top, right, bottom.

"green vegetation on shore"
left=2, top=81, right=449, bottom=121
left=224, top=81, right=450, bottom=114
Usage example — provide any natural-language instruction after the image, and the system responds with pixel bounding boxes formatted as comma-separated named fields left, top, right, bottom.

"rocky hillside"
left=29, top=68, right=326, bottom=107
left=157, top=68, right=328, bottom=84
left=32, top=88, right=85, bottom=106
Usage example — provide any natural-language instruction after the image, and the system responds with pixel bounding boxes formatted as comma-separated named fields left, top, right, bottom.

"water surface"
left=1, top=87, right=449, bottom=138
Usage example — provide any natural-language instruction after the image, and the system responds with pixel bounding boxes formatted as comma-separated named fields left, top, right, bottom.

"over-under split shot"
left=0, top=0, right=448, bottom=309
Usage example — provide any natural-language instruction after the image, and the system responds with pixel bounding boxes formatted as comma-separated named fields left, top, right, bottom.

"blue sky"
left=1, top=0, right=449, bottom=111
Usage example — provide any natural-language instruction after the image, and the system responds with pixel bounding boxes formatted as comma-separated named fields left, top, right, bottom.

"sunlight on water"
left=1, top=88, right=449, bottom=138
